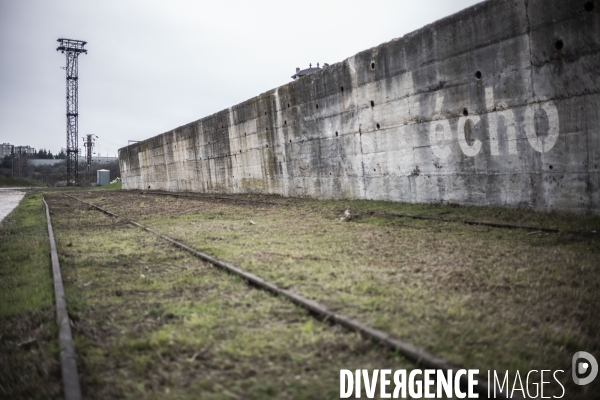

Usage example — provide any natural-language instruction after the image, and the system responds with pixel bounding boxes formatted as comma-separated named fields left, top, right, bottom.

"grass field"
left=72, top=191, right=600, bottom=398
left=1, top=188, right=599, bottom=399
left=93, top=181, right=122, bottom=191
left=0, top=175, right=44, bottom=187
left=0, top=194, right=61, bottom=399
left=45, top=193, right=415, bottom=399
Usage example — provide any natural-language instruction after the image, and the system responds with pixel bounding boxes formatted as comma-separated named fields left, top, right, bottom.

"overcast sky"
left=0, top=0, right=482, bottom=157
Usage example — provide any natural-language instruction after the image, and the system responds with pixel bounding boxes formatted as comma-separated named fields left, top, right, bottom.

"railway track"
left=52, top=192, right=506, bottom=399
left=42, top=190, right=600, bottom=398
left=41, top=193, right=82, bottom=400
left=41, top=193, right=429, bottom=398
left=137, top=190, right=284, bottom=206
left=123, top=189, right=597, bottom=235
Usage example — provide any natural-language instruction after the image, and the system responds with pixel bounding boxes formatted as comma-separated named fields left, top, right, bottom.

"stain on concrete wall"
left=119, top=0, right=600, bottom=213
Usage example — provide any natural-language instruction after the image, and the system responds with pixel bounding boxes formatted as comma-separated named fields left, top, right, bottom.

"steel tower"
left=84, top=134, right=95, bottom=174
left=57, top=38, right=87, bottom=185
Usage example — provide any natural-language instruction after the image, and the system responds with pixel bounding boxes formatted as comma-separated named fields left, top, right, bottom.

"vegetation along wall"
left=119, top=0, right=600, bottom=213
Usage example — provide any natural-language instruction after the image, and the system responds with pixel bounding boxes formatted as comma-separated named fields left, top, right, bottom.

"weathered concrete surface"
left=0, top=189, right=25, bottom=226
left=119, top=0, right=600, bottom=213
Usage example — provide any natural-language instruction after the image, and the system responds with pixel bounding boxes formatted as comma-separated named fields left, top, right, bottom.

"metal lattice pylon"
left=84, top=134, right=94, bottom=174
left=57, top=38, right=87, bottom=186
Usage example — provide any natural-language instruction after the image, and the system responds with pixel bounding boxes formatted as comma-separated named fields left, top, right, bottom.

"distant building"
left=28, top=156, right=117, bottom=168
left=0, top=143, right=12, bottom=158
left=28, top=159, right=64, bottom=167
left=291, top=63, right=329, bottom=80
left=88, top=156, right=118, bottom=164
left=14, top=145, right=36, bottom=156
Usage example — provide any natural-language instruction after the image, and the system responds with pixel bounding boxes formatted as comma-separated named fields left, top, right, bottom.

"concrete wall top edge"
left=120, top=0, right=524, bottom=154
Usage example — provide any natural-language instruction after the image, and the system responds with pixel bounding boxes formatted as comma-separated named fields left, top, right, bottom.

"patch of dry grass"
left=45, top=194, right=420, bottom=399
left=0, top=194, right=61, bottom=399
left=70, top=190, right=600, bottom=399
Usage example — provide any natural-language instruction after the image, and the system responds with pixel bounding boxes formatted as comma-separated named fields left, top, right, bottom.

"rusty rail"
left=138, top=190, right=282, bottom=206
left=124, top=190, right=597, bottom=235
left=389, top=212, right=565, bottom=232
left=42, top=193, right=82, bottom=400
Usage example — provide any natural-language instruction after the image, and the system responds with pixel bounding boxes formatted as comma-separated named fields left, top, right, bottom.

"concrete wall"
left=119, top=0, right=600, bottom=213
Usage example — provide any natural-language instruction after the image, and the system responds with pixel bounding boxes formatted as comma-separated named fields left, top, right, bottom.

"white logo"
left=572, top=351, right=598, bottom=385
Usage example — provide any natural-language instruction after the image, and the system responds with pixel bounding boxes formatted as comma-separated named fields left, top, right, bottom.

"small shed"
left=97, top=169, right=110, bottom=186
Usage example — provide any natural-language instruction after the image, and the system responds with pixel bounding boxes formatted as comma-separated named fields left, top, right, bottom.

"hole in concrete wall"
left=330, top=172, right=332, bottom=175
left=555, top=40, right=564, bottom=50
left=370, top=100, right=375, bottom=107
left=374, top=168, right=376, bottom=171
left=475, top=71, right=482, bottom=80
left=376, top=123, right=380, bottom=129
left=284, top=120, right=287, bottom=125
left=148, top=185, right=151, bottom=189
left=316, top=104, right=319, bottom=109
left=462, top=108, right=469, bottom=116
left=265, top=111, right=267, bottom=115
left=240, top=150, right=242, bottom=153
left=371, top=62, right=375, bottom=70
left=244, top=132, right=246, bottom=136
left=290, top=140, right=292, bottom=143
left=266, top=144, right=269, bottom=147
left=549, top=165, right=553, bottom=169
left=340, top=86, right=344, bottom=92
left=287, top=103, right=290, bottom=108
left=585, top=1, right=594, bottom=12
left=335, top=131, right=338, bottom=137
